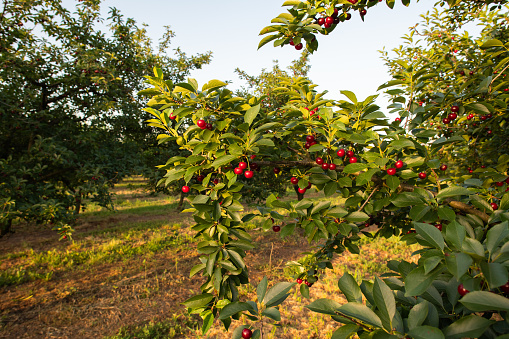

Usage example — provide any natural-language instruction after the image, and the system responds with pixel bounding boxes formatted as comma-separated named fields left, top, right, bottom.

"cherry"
left=316, top=157, right=324, bottom=165
left=435, top=223, right=443, bottom=231
left=451, top=105, right=459, bottom=113
left=395, top=117, right=401, bottom=123
left=206, top=123, right=213, bottom=131
left=440, top=164, right=448, bottom=171
left=244, top=171, right=253, bottom=179
left=349, top=157, right=358, bottom=164
left=273, top=167, right=281, bottom=174
left=500, top=281, right=509, bottom=293
left=325, top=17, right=334, bottom=26
left=337, top=149, right=345, bottom=157
left=458, top=284, right=469, bottom=296
left=306, top=182, right=312, bottom=189
left=442, top=118, right=450, bottom=124
left=460, top=71, right=465, bottom=76
left=213, top=178, right=220, bottom=184
left=234, top=168, right=243, bottom=175
left=317, top=17, right=325, bottom=26
left=306, top=135, right=315, bottom=143
left=491, top=202, right=498, bottom=210
left=182, top=186, right=190, bottom=193
left=418, top=172, right=427, bottom=179
left=297, top=278, right=303, bottom=284
left=481, top=115, right=487, bottom=121
left=295, top=43, right=303, bottom=50
left=419, top=101, right=424, bottom=106
left=482, top=165, right=487, bottom=169
left=448, top=113, right=457, bottom=120
left=238, top=162, right=247, bottom=170
left=290, top=177, right=299, bottom=185
left=329, top=163, right=337, bottom=170
left=387, top=168, right=396, bottom=176
left=360, top=9, right=367, bottom=16
left=197, top=175, right=204, bottom=182
left=345, top=13, right=352, bottom=20
left=289, top=38, right=295, bottom=46
left=250, top=155, right=256, bottom=160
left=467, top=114, right=474, bottom=120
left=395, top=160, right=404, bottom=169
left=321, top=163, right=329, bottom=170
left=196, top=119, right=206, bottom=129
left=272, top=225, right=281, bottom=232
left=242, top=328, right=253, bottom=339
left=346, top=150, right=354, bottom=157
left=469, top=71, right=474, bottom=75
left=169, top=112, right=176, bottom=120
left=298, top=187, right=307, bottom=194
left=305, top=281, right=313, bottom=287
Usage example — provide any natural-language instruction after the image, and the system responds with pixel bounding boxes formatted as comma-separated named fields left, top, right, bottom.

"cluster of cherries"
left=304, top=135, right=317, bottom=149
left=290, top=176, right=312, bottom=194
left=196, top=119, right=214, bottom=131
left=442, top=105, right=459, bottom=124
left=233, top=162, right=254, bottom=179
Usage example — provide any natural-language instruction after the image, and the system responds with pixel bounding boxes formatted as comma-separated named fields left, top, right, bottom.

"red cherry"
left=491, top=202, right=498, bottom=210
left=238, top=162, right=247, bottom=170
left=360, top=9, right=367, bottom=16
left=306, top=135, right=315, bottom=143
left=395, top=160, right=404, bottom=169
left=496, top=182, right=504, bottom=187
left=337, top=149, right=345, bottom=157
left=272, top=225, right=281, bottom=232
left=418, top=172, right=427, bottom=179
left=295, top=43, right=303, bottom=50
left=317, top=17, right=325, bottom=26
left=481, top=115, right=487, bottom=121
left=321, top=163, right=329, bottom=170
left=206, top=123, right=213, bottom=130
left=448, top=113, right=457, bottom=120
left=329, top=163, right=337, bottom=170
left=451, top=105, right=459, bottom=113
left=273, top=167, right=281, bottom=174
left=435, top=223, right=443, bottom=231
left=197, top=175, right=204, bottom=182
left=349, top=157, right=358, bottom=164
left=442, top=118, right=450, bottom=124
left=289, top=39, right=295, bottom=46
left=500, top=281, right=509, bottom=293
left=291, top=177, right=299, bottom=185
left=213, top=179, right=220, bottom=184
left=470, top=71, right=474, bottom=75
left=395, top=117, right=401, bottom=123
left=234, top=168, right=243, bottom=175
left=242, top=328, right=253, bottom=339
left=306, top=182, right=312, bottom=189
left=387, top=168, right=396, bottom=176
left=458, top=283, right=469, bottom=296
left=467, top=114, right=474, bottom=120
left=250, top=155, right=256, bottom=159
left=244, top=171, right=253, bottom=179
left=169, top=112, right=176, bottom=120
left=325, top=16, right=334, bottom=26
left=297, top=278, right=303, bottom=284
left=305, top=281, right=313, bottom=287
left=345, top=13, right=352, bottom=20
left=316, top=157, right=324, bottom=165
left=182, top=186, right=190, bottom=193
left=298, top=187, right=307, bottom=194
left=196, top=119, right=206, bottom=129
left=440, top=164, right=448, bottom=171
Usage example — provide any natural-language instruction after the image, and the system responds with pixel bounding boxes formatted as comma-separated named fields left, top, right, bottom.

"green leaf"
left=445, top=252, right=473, bottom=279
left=480, top=262, right=508, bottom=289
left=201, top=311, right=214, bottom=335
left=212, top=155, right=238, bottom=169
left=337, top=303, right=383, bottom=328
left=300, top=283, right=310, bottom=299
left=331, top=324, right=359, bottom=339
left=481, top=39, right=504, bottom=48
left=257, top=277, right=268, bottom=303
left=343, top=163, right=368, bottom=174
left=443, top=315, right=494, bottom=339
left=189, top=263, right=206, bottom=278
left=202, top=79, right=227, bottom=92
left=438, top=207, right=456, bottom=221
left=308, top=144, right=325, bottom=152
left=219, top=301, right=254, bottom=319
left=386, top=175, right=400, bottom=191
left=338, top=273, right=363, bottom=303
left=436, top=186, right=472, bottom=201
left=445, top=221, right=465, bottom=250
left=373, top=277, right=396, bottom=331
left=460, top=291, right=509, bottom=312
left=245, top=105, right=260, bottom=126
left=258, top=34, right=279, bottom=49
left=408, top=301, right=429, bottom=330
left=182, top=293, right=214, bottom=309
left=262, top=307, right=280, bottom=321
left=414, top=222, right=445, bottom=251
left=388, top=139, right=414, bottom=150
left=408, top=326, right=444, bottom=339
left=340, top=90, right=357, bottom=104
left=324, top=182, right=337, bottom=197
left=409, top=205, right=430, bottom=222
left=404, top=267, right=440, bottom=297
left=486, top=221, right=509, bottom=257
left=262, top=282, right=296, bottom=307
left=391, top=192, right=425, bottom=207
left=306, top=298, right=341, bottom=315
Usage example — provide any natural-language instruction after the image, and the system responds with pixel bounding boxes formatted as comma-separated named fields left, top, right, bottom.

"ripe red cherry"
left=469, top=71, right=474, bottom=75
left=182, top=186, right=190, bottom=193
left=306, top=135, right=315, bottom=143
left=316, top=157, right=324, bottom=165
left=458, top=284, right=469, bottom=296
left=448, top=113, right=457, bottom=120
left=395, top=117, right=401, bottom=123
left=467, top=114, right=474, bottom=120
left=169, top=112, right=176, bottom=120
left=491, top=202, right=498, bottom=210
left=305, top=281, right=313, bottom=287
left=213, top=179, right=220, bottom=184
left=442, top=118, right=450, bottom=124
left=329, top=163, right=337, bottom=170
left=481, top=115, right=487, bottom=121
left=272, top=225, right=281, bottom=232
left=418, top=172, right=427, bottom=179
left=298, top=187, right=307, bottom=194
left=387, top=168, right=396, bottom=176
left=496, top=182, right=504, bottom=187
left=435, top=223, right=443, bottom=231
left=395, top=160, right=404, bottom=169
left=500, top=281, right=509, bottom=293
left=440, top=164, right=448, bottom=171
left=196, top=175, right=204, bottom=182
left=345, top=13, right=352, bottom=20
left=297, top=278, right=303, bottom=284
left=306, top=182, right=312, bottom=189
left=346, top=150, right=354, bottom=157
left=289, top=38, right=295, bottom=46
left=234, top=168, right=243, bottom=175
left=238, top=162, right=247, bottom=170
left=244, top=171, right=253, bottom=179
left=360, top=9, right=367, bottom=16
left=349, top=157, right=358, bottom=164
left=196, top=119, right=206, bottom=129
left=325, top=16, right=334, bottom=25
left=242, top=328, right=253, bottom=339
left=317, top=17, right=325, bottom=26
left=451, top=105, right=459, bottom=113
left=321, top=163, right=329, bottom=170
left=291, top=177, right=299, bottom=185
left=273, top=167, right=281, bottom=174
left=295, top=43, right=303, bottom=50
left=206, top=123, right=213, bottom=130
left=337, top=149, right=345, bottom=157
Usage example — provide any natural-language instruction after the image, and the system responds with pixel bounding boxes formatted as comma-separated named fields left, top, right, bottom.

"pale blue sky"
left=63, top=0, right=440, bottom=109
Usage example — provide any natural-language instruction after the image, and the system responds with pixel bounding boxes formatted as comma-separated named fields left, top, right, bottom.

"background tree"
left=0, top=0, right=211, bottom=238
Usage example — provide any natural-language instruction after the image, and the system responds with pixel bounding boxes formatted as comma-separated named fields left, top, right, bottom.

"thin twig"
left=358, top=186, right=380, bottom=212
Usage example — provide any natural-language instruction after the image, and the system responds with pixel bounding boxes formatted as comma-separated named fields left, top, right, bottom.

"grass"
left=0, top=178, right=417, bottom=339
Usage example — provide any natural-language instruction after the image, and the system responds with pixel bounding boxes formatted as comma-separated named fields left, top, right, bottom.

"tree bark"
left=177, top=190, right=185, bottom=211
left=293, top=185, right=304, bottom=201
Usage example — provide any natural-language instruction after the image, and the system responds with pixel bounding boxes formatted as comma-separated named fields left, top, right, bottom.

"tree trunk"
left=293, top=185, right=304, bottom=201
left=177, top=190, right=185, bottom=211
